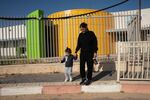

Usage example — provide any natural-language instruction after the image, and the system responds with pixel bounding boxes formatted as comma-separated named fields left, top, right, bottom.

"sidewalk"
left=0, top=71, right=116, bottom=84
left=0, top=71, right=119, bottom=96
left=1, top=71, right=150, bottom=96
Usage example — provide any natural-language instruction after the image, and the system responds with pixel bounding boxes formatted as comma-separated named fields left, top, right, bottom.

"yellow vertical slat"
left=48, top=9, right=115, bottom=57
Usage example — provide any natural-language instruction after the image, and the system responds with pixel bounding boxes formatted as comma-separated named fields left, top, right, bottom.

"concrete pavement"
left=1, top=93, right=150, bottom=100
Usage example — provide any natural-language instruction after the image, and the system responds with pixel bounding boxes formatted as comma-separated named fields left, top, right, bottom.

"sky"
left=0, top=0, right=150, bottom=16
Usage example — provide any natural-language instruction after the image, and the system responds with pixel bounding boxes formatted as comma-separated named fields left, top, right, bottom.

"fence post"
left=138, top=0, right=141, bottom=41
left=117, top=41, right=121, bottom=82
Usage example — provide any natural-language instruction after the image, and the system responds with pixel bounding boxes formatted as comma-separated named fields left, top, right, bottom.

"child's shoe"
left=69, top=77, right=73, bottom=82
left=64, top=78, right=68, bottom=82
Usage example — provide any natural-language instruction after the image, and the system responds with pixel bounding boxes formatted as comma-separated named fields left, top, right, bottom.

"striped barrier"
left=1, top=81, right=150, bottom=96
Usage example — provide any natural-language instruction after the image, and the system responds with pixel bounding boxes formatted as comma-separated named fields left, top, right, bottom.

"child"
left=61, top=47, right=77, bottom=82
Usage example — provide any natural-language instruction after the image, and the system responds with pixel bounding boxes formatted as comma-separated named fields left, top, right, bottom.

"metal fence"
left=0, top=10, right=149, bottom=65
left=117, top=41, right=150, bottom=81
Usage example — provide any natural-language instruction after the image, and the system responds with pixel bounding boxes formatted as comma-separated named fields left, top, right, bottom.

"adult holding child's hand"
left=75, top=22, right=98, bottom=85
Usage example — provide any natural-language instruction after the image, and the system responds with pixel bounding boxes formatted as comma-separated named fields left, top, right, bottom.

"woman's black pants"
left=80, top=52, right=94, bottom=80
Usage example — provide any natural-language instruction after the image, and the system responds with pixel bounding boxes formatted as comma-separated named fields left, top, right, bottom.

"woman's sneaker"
left=80, top=79, right=86, bottom=85
left=84, top=80, right=92, bottom=85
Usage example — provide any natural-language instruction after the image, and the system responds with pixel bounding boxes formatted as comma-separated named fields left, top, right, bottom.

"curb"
left=42, top=85, right=81, bottom=94
left=0, top=86, right=42, bottom=96
left=81, top=84, right=121, bottom=93
left=1, top=82, right=150, bottom=96
left=121, top=83, right=150, bottom=94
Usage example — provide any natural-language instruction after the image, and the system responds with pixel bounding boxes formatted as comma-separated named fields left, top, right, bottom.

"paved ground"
left=0, top=71, right=116, bottom=84
left=1, top=93, right=150, bottom=100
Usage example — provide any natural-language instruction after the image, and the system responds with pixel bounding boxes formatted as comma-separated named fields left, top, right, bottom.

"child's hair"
left=65, top=47, right=72, bottom=54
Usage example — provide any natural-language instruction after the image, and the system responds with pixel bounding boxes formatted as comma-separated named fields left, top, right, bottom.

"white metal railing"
left=117, top=41, right=150, bottom=81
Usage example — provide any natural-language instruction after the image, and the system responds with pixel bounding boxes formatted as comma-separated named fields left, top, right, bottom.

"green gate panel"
left=26, top=10, right=46, bottom=59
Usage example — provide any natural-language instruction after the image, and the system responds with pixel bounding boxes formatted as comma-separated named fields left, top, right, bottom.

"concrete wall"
left=0, top=61, right=120, bottom=75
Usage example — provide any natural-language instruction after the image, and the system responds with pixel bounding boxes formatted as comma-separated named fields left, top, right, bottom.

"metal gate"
left=117, top=41, right=150, bottom=81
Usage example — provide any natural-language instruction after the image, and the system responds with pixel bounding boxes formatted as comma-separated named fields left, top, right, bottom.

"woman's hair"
left=80, top=22, right=87, bottom=28
left=65, top=47, right=72, bottom=54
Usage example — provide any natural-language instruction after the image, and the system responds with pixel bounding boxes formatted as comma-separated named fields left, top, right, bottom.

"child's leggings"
left=64, top=67, right=72, bottom=80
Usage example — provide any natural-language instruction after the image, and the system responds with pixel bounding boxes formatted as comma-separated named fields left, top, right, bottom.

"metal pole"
left=138, top=0, right=141, bottom=41
left=117, top=41, right=120, bottom=82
